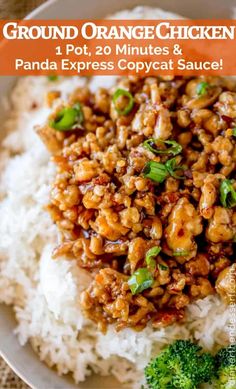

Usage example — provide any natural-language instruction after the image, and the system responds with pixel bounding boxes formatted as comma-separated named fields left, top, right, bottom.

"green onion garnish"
left=158, top=263, right=168, bottom=271
left=112, top=89, right=134, bottom=116
left=48, top=75, right=58, bottom=81
left=143, top=139, right=182, bottom=156
left=165, top=158, right=185, bottom=180
left=232, top=128, right=236, bottom=137
left=49, top=102, right=84, bottom=131
left=196, top=81, right=209, bottom=96
left=172, top=250, right=190, bottom=256
left=128, top=268, right=154, bottom=295
left=145, top=246, right=161, bottom=270
left=143, top=161, right=169, bottom=183
left=143, top=158, right=185, bottom=183
left=220, top=179, right=236, bottom=208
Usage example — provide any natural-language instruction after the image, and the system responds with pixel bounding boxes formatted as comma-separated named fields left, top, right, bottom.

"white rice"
left=0, top=6, right=232, bottom=388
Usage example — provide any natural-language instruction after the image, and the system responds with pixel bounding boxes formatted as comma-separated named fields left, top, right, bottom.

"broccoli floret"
left=144, top=340, right=215, bottom=389
left=215, top=344, right=236, bottom=389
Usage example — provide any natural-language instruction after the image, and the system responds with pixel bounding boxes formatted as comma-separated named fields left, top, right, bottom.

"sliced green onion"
left=172, top=250, right=190, bottom=256
left=165, top=158, right=185, bottom=179
left=143, top=158, right=185, bottom=183
left=232, top=128, right=236, bottom=137
left=158, top=263, right=168, bottom=271
left=128, top=268, right=154, bottom=295
left=143, top=161, right=168, bottom=183
left=112, top=89, right=134, bottom=116
left=196, top=81, right=209, bottom=96
left=49, top=102, right=84, bottom=131
left=48, top=75, right=58, bottom=81
left=220, top=179, right=236, bottom=208
left=143, top=139, right=182, bottom=156
left=145, top=246, right=161, bottom=270
left=49, top=107, right=77, bottom=131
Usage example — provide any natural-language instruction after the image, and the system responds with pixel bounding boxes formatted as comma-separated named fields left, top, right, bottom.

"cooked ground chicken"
left=38, top=76, right=236, bottom=332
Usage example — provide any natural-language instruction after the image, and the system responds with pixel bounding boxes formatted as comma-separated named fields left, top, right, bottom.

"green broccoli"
left=215, top=344, right=236, bottom=389
left=144, top=340, right=215, bottom=389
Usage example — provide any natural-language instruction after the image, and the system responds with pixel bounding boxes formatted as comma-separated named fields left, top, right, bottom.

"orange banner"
left=0, top=19, right=235, bottom=76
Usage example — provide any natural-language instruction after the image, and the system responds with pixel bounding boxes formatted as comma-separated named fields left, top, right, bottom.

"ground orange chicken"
left=38, top=75, right=236, bottom=332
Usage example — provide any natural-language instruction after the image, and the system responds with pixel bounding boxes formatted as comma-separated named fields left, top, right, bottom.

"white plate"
left=0, top=0, right=235, bottom=388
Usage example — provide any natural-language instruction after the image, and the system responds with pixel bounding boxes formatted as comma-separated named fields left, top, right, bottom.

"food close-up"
left=0, top=2, right=235, bottom=389
left=41, top=75, right=236, bottom=332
